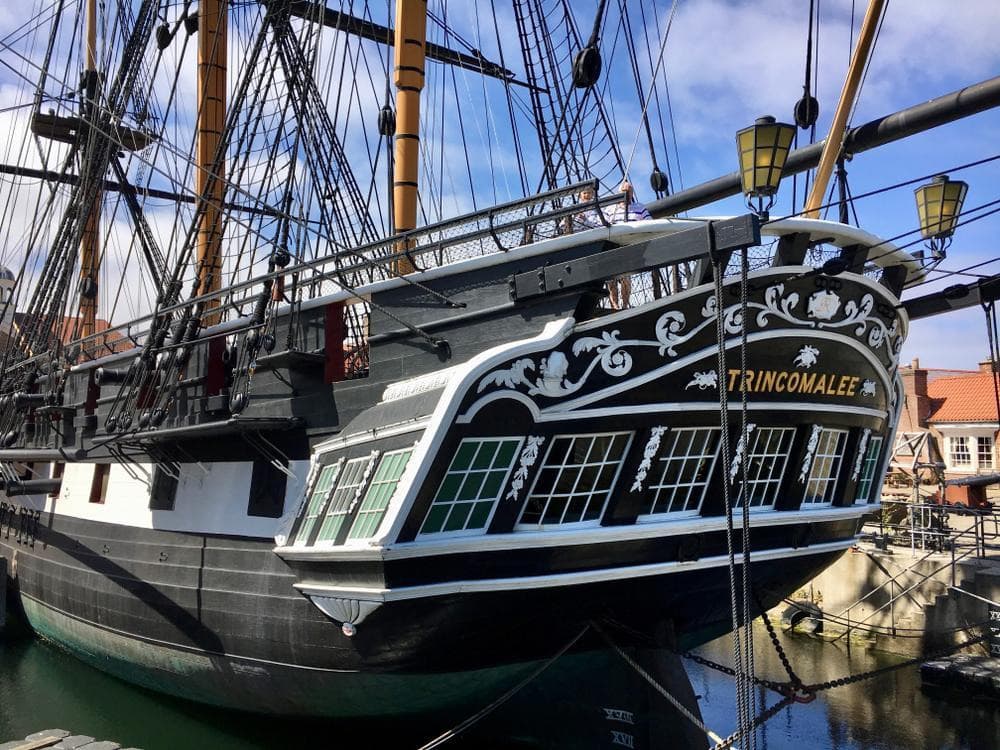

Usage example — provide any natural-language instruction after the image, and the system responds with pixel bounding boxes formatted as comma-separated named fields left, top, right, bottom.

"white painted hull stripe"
left=294, top=538, right=855, bottom=602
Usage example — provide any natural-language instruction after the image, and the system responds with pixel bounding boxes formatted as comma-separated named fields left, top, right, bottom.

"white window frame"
left=950, top=436, right=971, bottom=467
left=977, top=436, right=994, bottom=470
left=347, top=448, right=413, bottom=541
left=516, top=431, right=633, bottom=530
left=938, top=425, right=999, bottom=474
left=639, top=427, right=720, bottom=520
left=735, top=427, right=795, bottom=511
left=418, top=437, right=524, bottom=538
left=855, top=436, right=884, bottom=504
left=292, top=460, right=342, bottom=546
left=313, top=454, right=377, bottom=546
left=802, top=428, right=849, bottom=507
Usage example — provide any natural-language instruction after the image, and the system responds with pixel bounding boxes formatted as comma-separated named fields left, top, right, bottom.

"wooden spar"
left=78, top=0, right=100, bottom=338
left=196, top=0, right=227, bottom=323
left=803, top=0, right=886, bottom=218
left=391, top=0, right=427, bottom=275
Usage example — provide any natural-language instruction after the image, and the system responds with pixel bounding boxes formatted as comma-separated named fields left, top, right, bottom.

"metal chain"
left=803, top=630, right=987, bottom=693
left=684, top=612, right=987, bottom=706
left=756, top=594, right=807, bottom=694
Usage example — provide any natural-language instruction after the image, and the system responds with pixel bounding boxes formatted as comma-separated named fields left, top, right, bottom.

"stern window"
left=855, top=437, right=884, bottom=503
left=803, top=428, right=849, bottom=506
left=347, top=449, right=413, bottom=540
left=315, top=455, right=375, bottom=543
left=293, top=462, right=342, bottom=546
left=735, top=427, right=795, bottom=510
left=517, top=432, right=632, bottom=528
left=420, top=438, right=522, bottom=535
left=642, top=428, right=720, bottom=517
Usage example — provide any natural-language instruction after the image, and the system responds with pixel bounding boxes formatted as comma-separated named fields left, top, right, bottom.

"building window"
left=315, top=455, right=375, bottom=543
left=856, top=437, right=884, bottom=503
left=149, top=464, right=179, bottom=511
left=292, top=461, right=342, bottom=546
left=347, top=449, right=413, bottom=540
left=735, top=427, right=795, bottom=509
left=518, top=432, right=632, bottom=528
left=977, top=436, right=994, bottom=470
left=642, top=428, right=720, bottom=517
left=248, top=459, right=288, bottom=518
left=89, top=464, right=110, bottom=504
left=802, top=429, right=849, bottom=506
left=420, top=438, right=522, bottom=536
left=950, top=436, right=971, bottom=467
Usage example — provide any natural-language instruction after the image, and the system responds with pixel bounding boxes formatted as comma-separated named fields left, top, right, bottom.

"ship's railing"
left=41, top=180, right=625, bottom=367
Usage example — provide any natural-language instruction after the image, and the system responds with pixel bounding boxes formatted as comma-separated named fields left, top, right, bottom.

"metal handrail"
left=829, top=500, right=1000, bottom=641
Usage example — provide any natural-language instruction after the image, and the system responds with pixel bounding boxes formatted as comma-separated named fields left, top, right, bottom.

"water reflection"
left=3, top=626, right=999, bottom=749
left=690, top=625, right=1000, bottom=750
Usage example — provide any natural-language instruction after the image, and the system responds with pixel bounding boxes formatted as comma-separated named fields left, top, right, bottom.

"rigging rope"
left=621, top=0, right=678, bottom=181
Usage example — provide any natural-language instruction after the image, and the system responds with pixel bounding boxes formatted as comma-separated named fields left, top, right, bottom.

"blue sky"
left=0, top=0, right=998, bottom=368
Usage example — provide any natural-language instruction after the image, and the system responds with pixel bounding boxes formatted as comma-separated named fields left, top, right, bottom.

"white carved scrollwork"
left=631, top=426, right=667, bottom=492
left=477, top=281, right=902, bottom=401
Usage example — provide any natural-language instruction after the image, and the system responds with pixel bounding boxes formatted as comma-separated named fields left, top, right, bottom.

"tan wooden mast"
left=79, top=0, right=100, bottom=338
left=803, top=0, right=886, bottom=218
left=196, top=0, right=227, bottom=322
left=391, top=0, right=427, bottom=275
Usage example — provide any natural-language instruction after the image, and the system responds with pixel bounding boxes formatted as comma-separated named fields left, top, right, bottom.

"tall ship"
left=0, top=0, right=996, bottom=728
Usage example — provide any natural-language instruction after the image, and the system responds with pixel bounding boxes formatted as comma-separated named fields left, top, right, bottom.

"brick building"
left=895, top=358, right=1000, bottom=502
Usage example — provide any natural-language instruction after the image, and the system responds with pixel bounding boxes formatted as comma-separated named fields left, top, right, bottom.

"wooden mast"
left=196, top=0, right=227, bottom=323
left=391, top=0, right=427, bottom=274
left=803, top=0, right=886, bottom=218
left=78, top=0, right=100, bottom=338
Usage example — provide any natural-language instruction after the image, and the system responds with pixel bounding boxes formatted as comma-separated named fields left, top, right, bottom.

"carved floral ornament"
left=506, top=436, right=545, bottom=503
left=631, top=426, right=667, bottom=492
left=477, top=282, right=901, bottom=400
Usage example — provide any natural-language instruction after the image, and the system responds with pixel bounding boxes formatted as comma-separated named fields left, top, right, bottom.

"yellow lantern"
left=736, top=115, right=796, bottom=216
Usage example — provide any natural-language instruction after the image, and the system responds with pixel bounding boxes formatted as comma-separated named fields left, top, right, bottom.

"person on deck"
left=607, top=180, right=651, bottom=309
left=562, top=185, right=601, bottom=233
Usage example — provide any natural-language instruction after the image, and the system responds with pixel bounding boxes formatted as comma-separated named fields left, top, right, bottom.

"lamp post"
left=736, top=116, right=796, bottom=219
left=914, top=174, right=967, bottom=260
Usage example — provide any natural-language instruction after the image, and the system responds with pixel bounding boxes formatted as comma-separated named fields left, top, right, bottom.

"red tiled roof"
left=927, top=372, right=1000, bottom=423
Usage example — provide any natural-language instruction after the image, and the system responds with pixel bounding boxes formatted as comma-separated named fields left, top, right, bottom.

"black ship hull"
left=3, top=510, right=852, bottom=718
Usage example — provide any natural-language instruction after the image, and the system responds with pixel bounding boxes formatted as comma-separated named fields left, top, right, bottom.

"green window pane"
left=457, top=471, right=487, bottom=501
left=421, top=504, right=449, bottom=534
left=435, top=474, right=463, bottom=502
left=495, top=440, right=518, bottom=467
left=452, top=442, right=478, bottom=471
left=444, top=502, right=474, bottom=531
left=480, top=470, right=505, bottom=499
left=467, top=501, right=492, bottom=529
left=316, top=514, right=346, bottom=542
left=295, top=517, right=318, bottom=542
left=472, top=442, right=499, bottom=470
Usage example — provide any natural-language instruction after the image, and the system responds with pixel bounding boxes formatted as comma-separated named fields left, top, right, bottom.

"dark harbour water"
left=1, top=623, right=998, bottom=750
